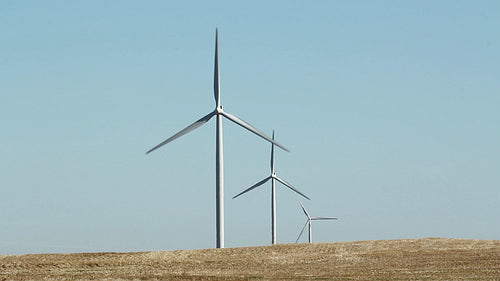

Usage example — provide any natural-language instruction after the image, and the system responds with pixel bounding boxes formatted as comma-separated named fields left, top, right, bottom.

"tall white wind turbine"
left=296, top=199, right=337, bottom=243
left=146, top=29, right=288, bottom=249
left=232, top=131, right=309, bottom=245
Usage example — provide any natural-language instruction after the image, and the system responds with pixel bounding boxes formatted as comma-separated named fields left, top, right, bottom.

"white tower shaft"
left=215, top=113, right=224, bottom=248
left=271, top=177, right=277, bottom=244
left=308, top=221, right=312, bottom=243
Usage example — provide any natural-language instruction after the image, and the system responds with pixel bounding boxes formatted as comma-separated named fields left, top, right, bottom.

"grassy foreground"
left=1, top=238, right=499, bottom=280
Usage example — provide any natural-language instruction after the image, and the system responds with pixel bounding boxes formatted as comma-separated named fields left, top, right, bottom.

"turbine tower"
left=232, top=131, right=309, bottom=245
left=296, top=199, right=337, bottom=243
left=146, top=29, right=288, bottom=249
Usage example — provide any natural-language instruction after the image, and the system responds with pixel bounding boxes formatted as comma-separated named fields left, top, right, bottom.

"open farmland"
left=1, top=238, right=499, bottom=280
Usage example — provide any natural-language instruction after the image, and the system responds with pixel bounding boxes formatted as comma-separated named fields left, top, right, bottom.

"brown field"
left=1, top=238, right=499, bottom=280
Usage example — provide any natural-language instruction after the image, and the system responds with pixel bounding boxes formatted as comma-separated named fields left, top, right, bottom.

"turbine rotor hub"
left=216, top=105, right=224, bottom=114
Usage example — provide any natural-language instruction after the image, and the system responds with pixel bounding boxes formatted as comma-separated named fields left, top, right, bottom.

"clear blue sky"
left=1, top=1, right=499, bottom=254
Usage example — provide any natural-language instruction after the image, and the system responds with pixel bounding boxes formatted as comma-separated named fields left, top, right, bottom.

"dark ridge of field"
left=1, top=238, right=499, bottom=280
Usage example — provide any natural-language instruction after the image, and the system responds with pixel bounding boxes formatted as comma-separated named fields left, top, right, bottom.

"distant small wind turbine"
left=146, top=29, right=288, bottom=249
left=296, top=199, right=337, bottom=243
left=232, top=131, right=309, bottom=245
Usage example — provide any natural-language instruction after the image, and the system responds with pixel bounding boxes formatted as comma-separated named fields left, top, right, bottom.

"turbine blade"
left=214, top=28, right=220, bottom=106
left=221, top=111, right=289, bottom=152
left=295, top=221, right=309, bottom=243
left=297, top=198, right=311, bottom=219
left=311, top=217, right=338, bottom=220
left=232, top=176, right=272, bottom=199
left=146, top=111, right=215, bottom=154
left=270, top=130, right=275, bottom=172
left=275, top=176, right=310, bottom=200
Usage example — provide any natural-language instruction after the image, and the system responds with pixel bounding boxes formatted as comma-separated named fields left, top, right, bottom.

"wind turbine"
left=146, top=29, right=288, bottom=249
left=296, top=199, right=337, bottom=243
left=232, top=130, right=309, bottom=245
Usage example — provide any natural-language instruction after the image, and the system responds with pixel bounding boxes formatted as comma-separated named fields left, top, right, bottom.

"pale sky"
left=1, top=1, right=499, bottom=254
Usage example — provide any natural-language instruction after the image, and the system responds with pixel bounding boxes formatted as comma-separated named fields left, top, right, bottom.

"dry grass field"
left=1, top=238, right=499, bottom=280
